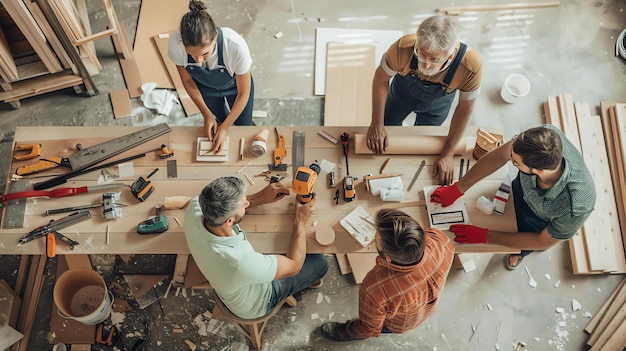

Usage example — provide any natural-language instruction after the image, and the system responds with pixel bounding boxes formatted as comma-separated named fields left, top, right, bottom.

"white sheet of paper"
left=423, top=185, right=470, bottom=230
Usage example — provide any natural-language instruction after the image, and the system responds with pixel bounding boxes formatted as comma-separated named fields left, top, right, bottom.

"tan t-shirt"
left=381, top=34, right=482, bottom=100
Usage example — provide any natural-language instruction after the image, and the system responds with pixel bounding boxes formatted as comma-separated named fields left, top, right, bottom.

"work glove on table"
left=430, top=183, right=464, bottom=207
left=449, top=224, right=488, bottom=244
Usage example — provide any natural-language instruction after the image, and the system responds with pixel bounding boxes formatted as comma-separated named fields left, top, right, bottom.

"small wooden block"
left=196, top=137, right=229, bottom=162
left=315, top=226, right=335, bottom=246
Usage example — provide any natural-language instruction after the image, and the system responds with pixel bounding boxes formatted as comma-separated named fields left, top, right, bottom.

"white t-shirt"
left=168, top=27, right=252, bottom=77
left=184, top=196, right=277, bottom=319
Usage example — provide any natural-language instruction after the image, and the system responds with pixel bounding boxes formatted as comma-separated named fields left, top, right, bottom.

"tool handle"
left=47, top=233, right=56, bottom=258
left=15, top=157, right=67, bottom=176
left=13, top=144, right=42, bottom=161
left=0, top=186, right=88, bottom=203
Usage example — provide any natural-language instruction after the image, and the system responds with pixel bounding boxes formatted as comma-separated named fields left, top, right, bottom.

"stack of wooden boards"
left=544, top=93, right=626, bottom=275
left=584, top=278, right=626, bottom=349
left=0, top=0, right=135, bottom=108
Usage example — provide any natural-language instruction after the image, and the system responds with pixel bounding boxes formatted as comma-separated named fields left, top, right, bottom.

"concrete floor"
left=1, top=0, right=626, bottom=350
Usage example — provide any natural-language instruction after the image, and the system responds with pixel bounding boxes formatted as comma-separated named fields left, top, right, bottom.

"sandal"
left=504, top=254, right=523, bottom=270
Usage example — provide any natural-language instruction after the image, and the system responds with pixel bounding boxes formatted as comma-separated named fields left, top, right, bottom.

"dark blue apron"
left=185, top=27, right=238, bottom=98
left=385, top=43, right=467, bottom=125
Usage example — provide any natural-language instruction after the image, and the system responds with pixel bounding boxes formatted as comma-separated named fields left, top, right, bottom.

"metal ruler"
left=292, top=130, right=306, bottom=177
left=407, top=160, right=426, bottom=192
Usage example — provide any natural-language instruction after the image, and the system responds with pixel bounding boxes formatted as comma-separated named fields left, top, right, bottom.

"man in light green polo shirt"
left=430, top=124, right=595, bottom=270
left=184, top=176, right=328, bottom=319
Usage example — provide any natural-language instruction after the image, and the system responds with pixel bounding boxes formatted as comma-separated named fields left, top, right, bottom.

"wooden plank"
left=47, top=0, right=101, bottom=74
left=112, top=23, right=142, bottom=98
left=586, top=279, right=626, bottom=334
left=600, top=101, right=626, bottom=237
left=0, top=71, right=82, bottom=102
left=22, top=0, right=74, bottom=71
left=110, top=88, right=132, bottom=118
left=173, top=254, right=189, bottom=285
left=590, top=303, right=626, bottom=350
left=550, top=95, right=596, bottom=274
left=598, top=314, right=626, bottom=351
left=544, top=95, right=561, bottom=129
left=612, top=104, right=626, bottom=245
left=323, top=43, right=375, bottom=126
left=588, top=278, right=626, bottom=346
left=335, top=253, right=352, bottom=275
left=576, top=107, right=625, bottom=273
left=0, top=26, right=18, bottom=81
left=0, top=0, right=62, bottom=73
left=153, top=33, right=199, bottom=116
left=11, top=255, right=45, bottom=351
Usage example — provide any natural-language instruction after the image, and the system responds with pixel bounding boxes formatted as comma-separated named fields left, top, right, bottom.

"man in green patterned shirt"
left=430, top=124, right=595, bottom=269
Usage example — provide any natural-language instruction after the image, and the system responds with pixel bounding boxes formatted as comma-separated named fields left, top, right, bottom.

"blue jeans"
left=203, top=77, right=254, bottom=126
left=512, top=175, right=549, bottom=258
left=267, top=254, right=329, bottom=313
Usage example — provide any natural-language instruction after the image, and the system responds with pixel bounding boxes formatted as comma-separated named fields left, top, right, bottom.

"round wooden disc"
left=315, top=226, right=335, bottom=246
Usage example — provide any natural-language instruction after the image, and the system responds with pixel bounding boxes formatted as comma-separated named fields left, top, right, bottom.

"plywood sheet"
left=314, top=27, right=402, bottom=95
left=324, top=43, right=375, bottom=126
left=134, top=0, right=188, bottom=88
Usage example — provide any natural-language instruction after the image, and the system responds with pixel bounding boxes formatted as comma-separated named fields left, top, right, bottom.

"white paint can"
left=53, top=268, right=113, bottom=325
left=500, top=73, right=531, bottom=103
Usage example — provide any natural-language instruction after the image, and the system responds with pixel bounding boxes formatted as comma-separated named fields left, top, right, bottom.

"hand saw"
left=15, top=123, right=171, bottom=176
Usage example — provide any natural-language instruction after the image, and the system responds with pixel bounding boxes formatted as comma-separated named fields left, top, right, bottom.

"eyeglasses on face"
left=413, top=44, right=449, bottom=64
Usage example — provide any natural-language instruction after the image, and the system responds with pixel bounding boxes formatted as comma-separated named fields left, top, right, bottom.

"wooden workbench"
left=0, top=125, right=518, bottom=255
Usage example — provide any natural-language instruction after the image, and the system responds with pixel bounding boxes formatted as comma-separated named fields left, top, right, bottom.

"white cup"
left=500, top=73, right=531, bottom=103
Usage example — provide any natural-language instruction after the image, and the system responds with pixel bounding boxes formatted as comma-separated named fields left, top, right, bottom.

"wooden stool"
left=212, top=293, right=297, bottom=350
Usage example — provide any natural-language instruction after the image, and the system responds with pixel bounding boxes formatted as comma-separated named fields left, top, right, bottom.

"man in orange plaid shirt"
left=320, top=209, right=454, bottom=340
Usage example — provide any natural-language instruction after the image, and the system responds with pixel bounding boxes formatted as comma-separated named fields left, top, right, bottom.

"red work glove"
left=449, top=224, right=488, bottom=244
left=430, top=183, right=464, bottom=207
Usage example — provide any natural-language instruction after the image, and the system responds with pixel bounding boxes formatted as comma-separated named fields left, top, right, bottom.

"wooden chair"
left=212, top=292, right=297, bottom=350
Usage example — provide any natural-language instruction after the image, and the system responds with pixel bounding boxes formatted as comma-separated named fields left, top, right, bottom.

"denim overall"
left=384, top=43, right=467, bottom=126
left=185, top=27, right=253, bottom=125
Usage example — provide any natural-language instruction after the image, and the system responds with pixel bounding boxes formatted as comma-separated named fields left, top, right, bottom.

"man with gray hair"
left=366, top=15, right=483, bottom=185
left=320, top=209, right=454, bottom=341
left=184, top=176, right=328, bottom=319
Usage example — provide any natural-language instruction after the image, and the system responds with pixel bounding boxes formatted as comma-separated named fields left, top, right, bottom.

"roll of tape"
left=250, top=140, right=267, bottom=156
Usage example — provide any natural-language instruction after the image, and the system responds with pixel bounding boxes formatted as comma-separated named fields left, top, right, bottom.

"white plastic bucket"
left=500, top=73, right=531, bottom=103
left=53, top=268, right=113, bottom=325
